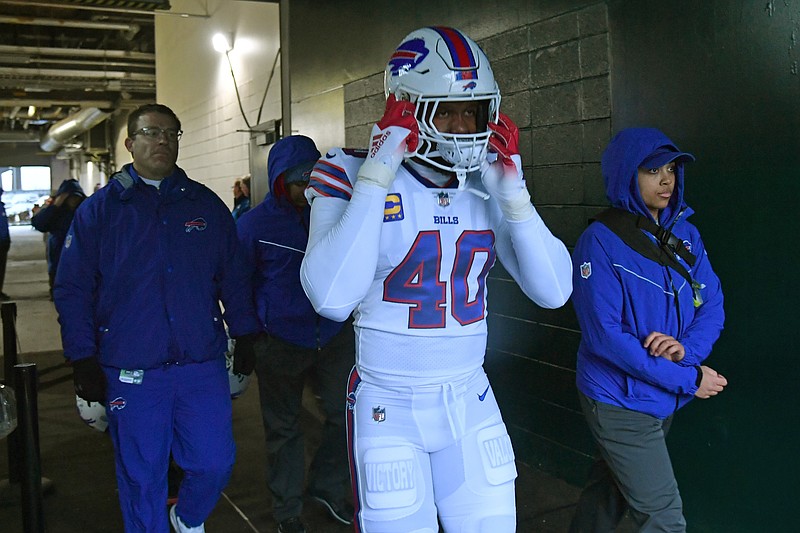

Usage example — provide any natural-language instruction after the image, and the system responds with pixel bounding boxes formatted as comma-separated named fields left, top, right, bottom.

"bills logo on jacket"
left=184, top=217, right=207, bottom=232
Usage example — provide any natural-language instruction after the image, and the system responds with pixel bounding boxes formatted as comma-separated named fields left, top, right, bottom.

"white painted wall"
left=148, top=0, right=281, bottom=207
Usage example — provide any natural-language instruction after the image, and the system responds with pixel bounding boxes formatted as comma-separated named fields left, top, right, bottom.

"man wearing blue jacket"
left=236, top=135, right=354, bottom=533
left=569, top=128, right=728, bottom=532
left=54, top=103, right=265, bottom=533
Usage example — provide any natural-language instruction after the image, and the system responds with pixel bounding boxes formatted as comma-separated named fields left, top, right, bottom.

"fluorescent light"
left=212, top=33, right=232, bottom=53
left=27, top=105, right=36, bottom=117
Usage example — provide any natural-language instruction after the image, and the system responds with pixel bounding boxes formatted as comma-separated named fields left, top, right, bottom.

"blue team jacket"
left=572, top=128, right=725, bottom=419
left=236, top=137, right=344, bottom=349
left=54, top=164, right=261, bottom=369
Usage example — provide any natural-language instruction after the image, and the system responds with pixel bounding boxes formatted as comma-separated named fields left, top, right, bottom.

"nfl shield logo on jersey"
left=580, top=262, right=592, bottom=279
left=437, top=191, right=450, bottom=207
left=372, top=406, right=386, bottom=423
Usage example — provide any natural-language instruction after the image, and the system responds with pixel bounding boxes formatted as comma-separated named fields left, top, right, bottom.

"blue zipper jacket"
left=236, top=136, right=345, bottom=349
left=572, top=128, right=724, bottom=418
left=31, top=179, right=86, bottom=275
left=54, top=164, right=261, bottom=369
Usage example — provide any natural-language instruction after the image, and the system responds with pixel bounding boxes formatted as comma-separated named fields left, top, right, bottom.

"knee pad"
left=361, top=444, right=422, bottom=513
left=356, top=442, right=441, bottom=532
left=436, top=423, right=517, bottom=531
left=473, top=422, right=517, bottom=487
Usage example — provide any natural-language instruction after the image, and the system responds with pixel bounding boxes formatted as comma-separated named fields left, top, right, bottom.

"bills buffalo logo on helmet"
left=184, top=217, right=207, bottom=233
left=388, top=37, right=429, bottom=76
left=462, top=81, right=477, bottom=91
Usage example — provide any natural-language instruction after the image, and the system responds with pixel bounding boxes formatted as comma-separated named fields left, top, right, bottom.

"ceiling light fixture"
left=212, top=32, right=233, bottom=53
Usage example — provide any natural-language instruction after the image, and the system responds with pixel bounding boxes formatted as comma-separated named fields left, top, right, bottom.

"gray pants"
left=254, top=325, right=355, bottom=524
left=569, top=392, right=686, bottom=533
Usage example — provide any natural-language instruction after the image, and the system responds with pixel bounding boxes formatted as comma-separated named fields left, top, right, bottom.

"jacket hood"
left=601, top=128, right=690, bottom=225
left=266, top=135, right=320, bottom=200
left=55, top=179, right=85, bottom=197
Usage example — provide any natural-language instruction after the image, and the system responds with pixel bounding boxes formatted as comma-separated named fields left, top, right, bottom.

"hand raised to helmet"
left=357, top=95, right=420, bottom=189
left=481, top=113, right=533, bottom=221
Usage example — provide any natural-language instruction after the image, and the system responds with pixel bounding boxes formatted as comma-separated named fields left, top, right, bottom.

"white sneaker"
left=169, top=504, right=205, bottom=533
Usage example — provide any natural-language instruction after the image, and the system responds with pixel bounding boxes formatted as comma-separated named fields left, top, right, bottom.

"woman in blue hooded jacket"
left=569, top=128, right=728, bottom=532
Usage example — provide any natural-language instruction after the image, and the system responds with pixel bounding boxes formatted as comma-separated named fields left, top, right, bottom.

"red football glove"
left=488, top=112, right=520, bottom=167
left=482, top=112, right=533, bottom=221
left=376, top=94, right=419, bottom=152
left=358, top=95, right=420, bottom=189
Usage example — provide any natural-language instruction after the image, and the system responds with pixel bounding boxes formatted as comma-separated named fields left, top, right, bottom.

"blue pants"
left=104, top=358, right=235, bottom=532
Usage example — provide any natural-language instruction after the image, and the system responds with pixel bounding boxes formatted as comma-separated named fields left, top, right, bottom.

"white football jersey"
left=308, top=148, right=501, bottom=383
left=304, top=148, right=572, bottom=385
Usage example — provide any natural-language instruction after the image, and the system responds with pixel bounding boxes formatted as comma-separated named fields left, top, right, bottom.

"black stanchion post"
left=15, top=363, right=44, bottom=533
left=2, top=301, right=20, bottom=484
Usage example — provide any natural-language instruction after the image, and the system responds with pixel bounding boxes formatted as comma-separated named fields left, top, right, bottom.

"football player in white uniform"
left=301, top=26, right=573, bottom=532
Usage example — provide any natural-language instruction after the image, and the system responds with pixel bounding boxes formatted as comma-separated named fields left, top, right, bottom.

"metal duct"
left=39, top=106, right=108, bottom=152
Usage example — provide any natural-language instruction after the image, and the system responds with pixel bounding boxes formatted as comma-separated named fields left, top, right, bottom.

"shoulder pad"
left=307, top=147, right=363, bottom=202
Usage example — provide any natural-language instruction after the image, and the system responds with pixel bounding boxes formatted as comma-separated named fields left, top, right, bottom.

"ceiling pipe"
left=0, top=99, right=112, bottom=108
left=25, top=58, right=155, bottom=69
left=0, top=130, right=41, bottom=143
left=39, top=107, right=109, bottom=152
left=0, top=66, right=155, bottom=81
left=0, top=0, right=208, bottom=18
left=0, top=44, right=154, bottom=61
left=0, top=15, right=139, bottom=32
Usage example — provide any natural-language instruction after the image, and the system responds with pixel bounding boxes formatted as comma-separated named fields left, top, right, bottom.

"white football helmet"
left=225, top=336, right=252, bottom=399
left=384, top=26, right=501, bottom=180
left=76, top=395, right=108, bottom=432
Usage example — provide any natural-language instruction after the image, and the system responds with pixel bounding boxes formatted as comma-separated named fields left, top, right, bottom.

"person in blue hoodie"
left=236, top=135, right=355, bottom=533
left=569, top=128, right=728, bottom=532
left=54, top=103, right=266, bottom=533
left=31, top=178, right=86, bottom=299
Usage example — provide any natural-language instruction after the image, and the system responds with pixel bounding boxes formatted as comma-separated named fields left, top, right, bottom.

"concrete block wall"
left=342, top=4, right=611, bottom=482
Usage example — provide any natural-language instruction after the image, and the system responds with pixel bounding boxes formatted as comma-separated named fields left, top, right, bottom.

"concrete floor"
left=0, top=225, right=618, bottom=532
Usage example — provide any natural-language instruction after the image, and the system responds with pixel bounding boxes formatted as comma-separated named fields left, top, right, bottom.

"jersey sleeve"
left=491, top=200, right=573, bottom=309
left=300, top=148, right=388, bottom=322
left=305, top=148, right=367, bottom=203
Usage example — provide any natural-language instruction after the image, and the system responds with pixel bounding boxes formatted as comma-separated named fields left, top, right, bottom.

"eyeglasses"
left=132, top=127, right=183, bottom=142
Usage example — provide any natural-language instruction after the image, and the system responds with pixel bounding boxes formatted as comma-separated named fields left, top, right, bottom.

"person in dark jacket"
left=236, top=135, right=355, bottom=533
left=31, top=178, right=86, bottom=299
left=231, top=174, right=251, bottom=220
left=0, top=186, right=9, bottom=301
left=569, top=128, right=728, bottom=532
left=54, top=103, right=267, bottom=533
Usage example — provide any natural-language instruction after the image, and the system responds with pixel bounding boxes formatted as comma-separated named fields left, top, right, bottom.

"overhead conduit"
left=39, top=107, right=109, bottom=152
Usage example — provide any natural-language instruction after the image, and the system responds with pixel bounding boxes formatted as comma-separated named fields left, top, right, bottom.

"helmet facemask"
left=409, top=94, right=499, bottom=181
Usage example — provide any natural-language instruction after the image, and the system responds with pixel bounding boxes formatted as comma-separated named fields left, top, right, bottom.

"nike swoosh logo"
left=478, top=385, right=490, bottom=401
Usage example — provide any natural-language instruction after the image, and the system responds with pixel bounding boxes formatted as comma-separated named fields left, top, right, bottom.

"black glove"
left=232, top=332, right=267, bottom=376
left=72, top=357, right=106, bottom=403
